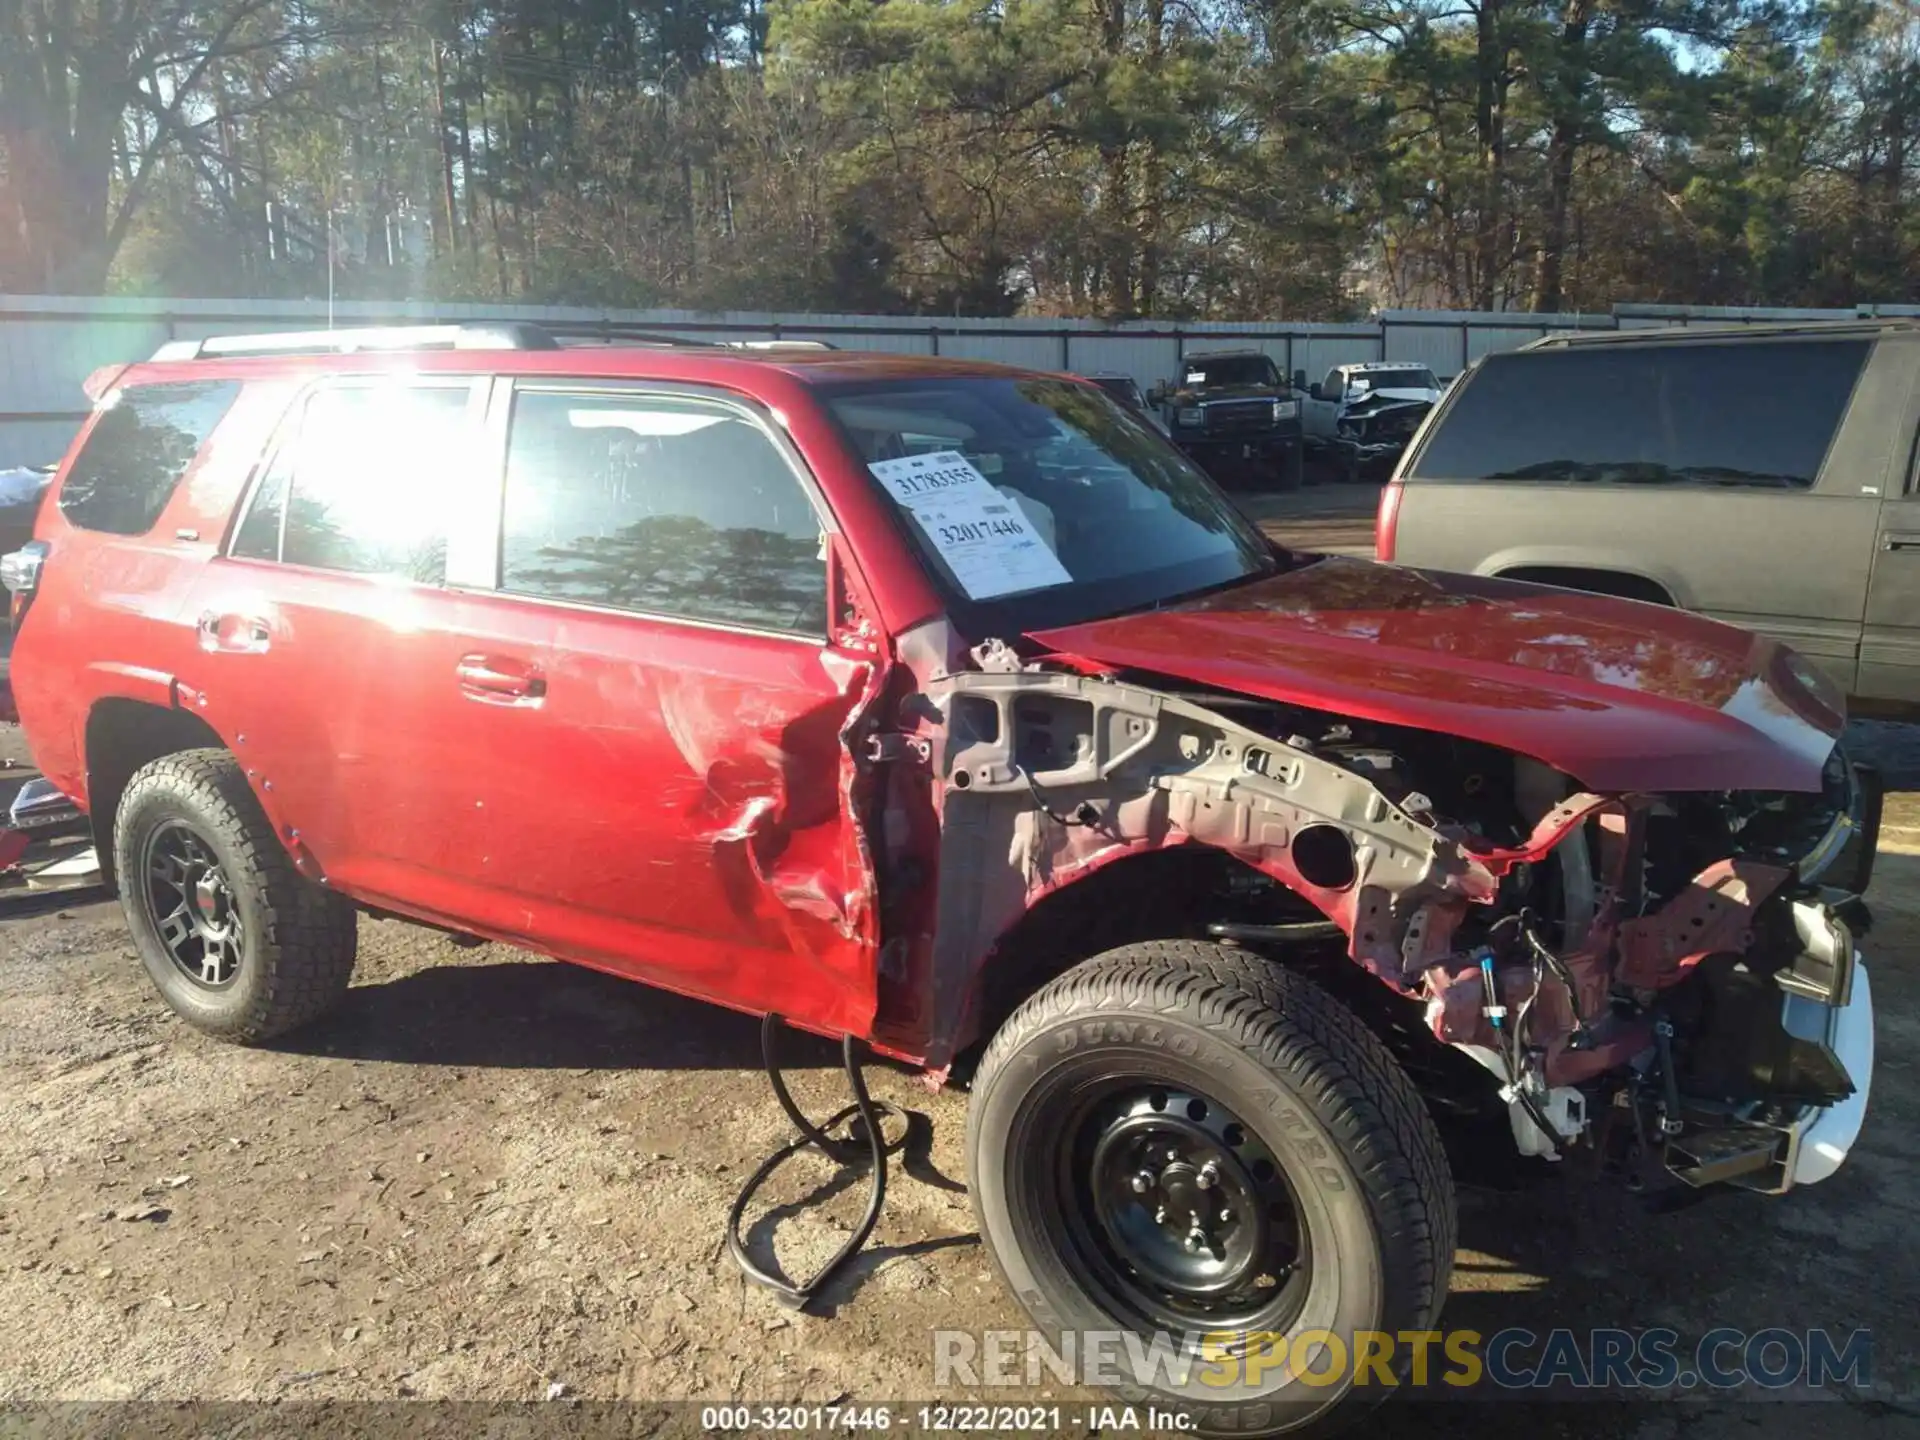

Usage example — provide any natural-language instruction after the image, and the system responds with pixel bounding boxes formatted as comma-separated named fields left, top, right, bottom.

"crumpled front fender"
left=913, top=665, right=1498, bottom=1066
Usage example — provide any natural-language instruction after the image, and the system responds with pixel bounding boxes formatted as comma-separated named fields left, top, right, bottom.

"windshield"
left=1182, top=356, right=1279, bottom=389
left=825, top=377, right=1276, bottom=631
left=1351, top=368, right=1436, bottom=392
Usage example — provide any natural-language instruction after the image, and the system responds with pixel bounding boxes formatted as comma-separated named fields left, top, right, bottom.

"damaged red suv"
left=6, top=325, right=1877, bottom=1435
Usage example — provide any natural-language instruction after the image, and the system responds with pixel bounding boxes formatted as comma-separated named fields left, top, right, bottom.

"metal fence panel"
left=1062, top=334, right=1179, bottom=389
left=1296, top=334, right=1383, bottom=382
left=5, top=295, right=1915, bottom=467
left=1466, top=325, right=1553, bottom=362
left=1380, top=322, right=1465, bottom=376
left=0, top=420, right=81, bottom=470
left=938, top=331, right=1064, bottom=369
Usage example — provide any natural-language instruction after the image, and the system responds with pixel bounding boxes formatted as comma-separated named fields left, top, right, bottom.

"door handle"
left=1884, top=531, right=1920, bottom=551
left=457, top=654, right=546, bottom=705
left=196, top=611, right=271, bottom=654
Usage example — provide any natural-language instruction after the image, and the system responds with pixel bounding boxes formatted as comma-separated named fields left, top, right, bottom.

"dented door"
left=423, top=381, right=884, bottom=1037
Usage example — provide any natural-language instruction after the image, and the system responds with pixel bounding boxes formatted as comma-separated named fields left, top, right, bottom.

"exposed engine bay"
left=915, top=641, right=1878, bottom=1197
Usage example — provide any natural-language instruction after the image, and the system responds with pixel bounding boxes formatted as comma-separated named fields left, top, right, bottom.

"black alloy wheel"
left=142, top=819, right=247, bottom=988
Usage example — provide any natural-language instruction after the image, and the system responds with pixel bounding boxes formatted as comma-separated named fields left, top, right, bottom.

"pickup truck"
left=1148, top=349, right=1304, bottom=489
left=1301, top=364, right=1444, bottom=479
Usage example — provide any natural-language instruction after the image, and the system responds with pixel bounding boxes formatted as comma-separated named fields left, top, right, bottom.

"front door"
left=420, top=381, right=882, bottom=1036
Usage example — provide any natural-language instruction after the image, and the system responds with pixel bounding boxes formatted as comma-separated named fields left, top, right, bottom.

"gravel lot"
left=0, top=487, right=1915, bottom=1436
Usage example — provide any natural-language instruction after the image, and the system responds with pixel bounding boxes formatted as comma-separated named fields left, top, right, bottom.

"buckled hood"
left=1029, top=557, right=1843, bottom=793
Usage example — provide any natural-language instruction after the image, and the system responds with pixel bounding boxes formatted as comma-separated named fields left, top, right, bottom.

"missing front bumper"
left=1666, top=956, right=1875, bottom=1195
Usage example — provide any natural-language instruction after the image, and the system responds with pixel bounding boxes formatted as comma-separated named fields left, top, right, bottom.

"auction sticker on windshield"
left=869, top=451, right=1072, bottom=600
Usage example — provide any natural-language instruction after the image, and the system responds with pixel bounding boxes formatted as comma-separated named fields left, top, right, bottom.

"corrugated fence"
left=3, top=293, right=1913, bottom=468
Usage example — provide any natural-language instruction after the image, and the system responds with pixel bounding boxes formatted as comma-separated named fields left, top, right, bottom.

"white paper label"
left=869, top=451, right=1072, bottom=600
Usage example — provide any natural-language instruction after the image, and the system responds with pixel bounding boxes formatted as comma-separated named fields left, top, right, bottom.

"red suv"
left=5, top=325, right=1878, bottom=1435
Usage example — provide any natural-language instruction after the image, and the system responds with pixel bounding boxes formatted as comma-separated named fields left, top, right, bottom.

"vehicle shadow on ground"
left=283, top=956, right=830, bottom=1073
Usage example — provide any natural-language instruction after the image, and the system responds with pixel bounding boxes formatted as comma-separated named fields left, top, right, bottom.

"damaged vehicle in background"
left=1300, top=363, right=1444, bottom=481
left=4, top=326, right=1878, bottom=1439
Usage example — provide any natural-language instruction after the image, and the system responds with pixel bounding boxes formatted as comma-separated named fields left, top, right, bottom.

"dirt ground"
left=1, top=487, right=1916, bottom=1436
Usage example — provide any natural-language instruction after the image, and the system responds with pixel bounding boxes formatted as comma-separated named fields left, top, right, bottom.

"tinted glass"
left=237, top=383, right=471, bottom=581
left=58, top=381, right=240, bottom=535
left=1183, top=356, right=1278, bottom=388
left=500, top=391, right=827, bottom=635
left=1412, top=341, right=1867, bottom=488
left=827, top=377, right=1275, bottom=632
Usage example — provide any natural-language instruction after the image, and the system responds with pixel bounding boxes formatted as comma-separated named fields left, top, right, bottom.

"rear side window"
left=498, top=389, right=826, bottom=635
left=232, top=383, right=473, bottom=583
left=1411, top=340, right=1868, bottom=489
left=58, top=381, right=240, bottom=534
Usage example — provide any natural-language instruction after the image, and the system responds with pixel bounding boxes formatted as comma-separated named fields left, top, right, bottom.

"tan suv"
left=1377, top=319, right=1920, bottom=714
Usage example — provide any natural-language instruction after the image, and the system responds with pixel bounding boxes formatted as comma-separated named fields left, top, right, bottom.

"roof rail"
left=150, top=322, right=560, bottom=362
left=1521, top=316, right=1920, bottom=350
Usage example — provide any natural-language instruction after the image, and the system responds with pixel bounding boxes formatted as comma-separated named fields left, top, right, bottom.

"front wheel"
left=966, top=941, right=1454, bottom=1438
left=1275, top=444, right=1304, bottom=492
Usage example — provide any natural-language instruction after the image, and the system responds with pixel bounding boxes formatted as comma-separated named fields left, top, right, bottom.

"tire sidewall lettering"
left=1036, top=1018, right=1347, bottom=1193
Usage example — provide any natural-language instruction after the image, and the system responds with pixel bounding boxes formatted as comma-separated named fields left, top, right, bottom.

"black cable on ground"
left=725, top=1013, right=909, bottom=1311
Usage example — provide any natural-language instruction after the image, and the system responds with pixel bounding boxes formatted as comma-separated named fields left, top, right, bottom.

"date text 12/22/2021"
left=700, top=1403, right=1194, bottom=1432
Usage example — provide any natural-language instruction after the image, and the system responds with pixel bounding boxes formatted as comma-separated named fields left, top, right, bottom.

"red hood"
left=1030, top=558, right=1844, bottom=793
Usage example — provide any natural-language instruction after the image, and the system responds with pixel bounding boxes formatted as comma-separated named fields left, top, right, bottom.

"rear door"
left=1391, top=336, right=1892, bottom=693
left=187, top=374, right=496, bottom=896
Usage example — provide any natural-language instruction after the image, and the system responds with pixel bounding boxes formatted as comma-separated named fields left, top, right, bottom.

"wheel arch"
left=951, top=846, right=1418, bottom=1078
left=1495, top=564, right=1678, bottom=607
left=1480, top=553, right=1684, bottom=608
left=84, top=697, right=228, bottom=890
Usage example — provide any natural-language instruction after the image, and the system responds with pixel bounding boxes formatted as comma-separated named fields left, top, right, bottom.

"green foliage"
left=4, top=0, right=1920, bottom=310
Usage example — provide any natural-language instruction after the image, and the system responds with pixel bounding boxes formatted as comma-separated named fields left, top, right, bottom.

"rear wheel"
left=967, top=941, right=1454, bottom=1438
left=115, top=749, right=358, bottom=1043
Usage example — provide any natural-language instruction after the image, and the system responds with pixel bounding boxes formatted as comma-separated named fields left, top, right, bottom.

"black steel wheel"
left=1050, top=1082, right=1312, bottom=1336
left=968, top=940, right=1455, bottom=1438
left=115, top=749, right=358, bottom=1043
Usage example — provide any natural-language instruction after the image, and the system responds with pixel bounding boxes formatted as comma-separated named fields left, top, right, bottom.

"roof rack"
left=150, top=322, right=561, bottom=361
left=548, top=332, right=838, bottom=351
left=149, top=322, right=842, bottom=363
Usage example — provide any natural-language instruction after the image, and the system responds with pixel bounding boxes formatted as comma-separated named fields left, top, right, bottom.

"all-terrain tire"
left=967, top=940, right=1454, bottom=1438
left=114, top=748, right=358, bottom=1043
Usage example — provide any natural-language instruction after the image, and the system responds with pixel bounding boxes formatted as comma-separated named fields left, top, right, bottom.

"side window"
left=1412, top=340, right=1869, bottom=488
left=230, top=383, right=472, bottom=582
left=499, top=390, right=827, bottom=635
left=1322, top=370, right=1343, bottom=398
left=59, top=380, right=240, bottom=535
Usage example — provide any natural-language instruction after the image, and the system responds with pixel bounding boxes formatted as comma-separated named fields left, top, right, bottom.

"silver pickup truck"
left=1377, top=318, right=1920, bottom=714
